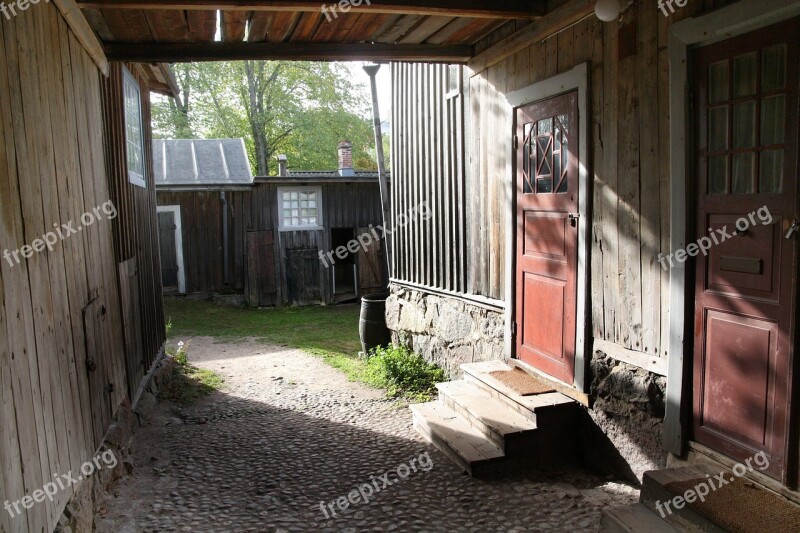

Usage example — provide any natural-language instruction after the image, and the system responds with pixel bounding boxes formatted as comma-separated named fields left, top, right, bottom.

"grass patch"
left=164, top=298, right=446, bottom=402
left=160, top=341, right=224, bottom=405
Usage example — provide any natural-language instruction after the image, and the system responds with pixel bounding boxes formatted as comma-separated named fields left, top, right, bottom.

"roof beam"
left=104, top=42, right=474, bottom=63
left=77, top=0, right=545, bottom=19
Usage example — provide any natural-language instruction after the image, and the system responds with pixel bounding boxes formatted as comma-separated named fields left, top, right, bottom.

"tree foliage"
left=151, top=61, right=387, bottom=176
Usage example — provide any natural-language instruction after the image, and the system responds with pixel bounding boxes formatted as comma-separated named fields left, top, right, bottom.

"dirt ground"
left=95, top=337, right=638, bottom=532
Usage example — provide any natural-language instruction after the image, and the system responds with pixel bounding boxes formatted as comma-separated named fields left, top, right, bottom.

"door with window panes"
left=692, top=18, right=799, bottom=482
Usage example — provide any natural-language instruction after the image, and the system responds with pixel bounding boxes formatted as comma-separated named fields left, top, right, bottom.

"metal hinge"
left=511, top=322, right=517, bottom=337
left=513, top=135, right=519, bottom=150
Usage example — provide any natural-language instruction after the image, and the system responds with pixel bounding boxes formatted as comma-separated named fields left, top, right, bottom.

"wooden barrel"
left=359, top=293, right=392, bottom=356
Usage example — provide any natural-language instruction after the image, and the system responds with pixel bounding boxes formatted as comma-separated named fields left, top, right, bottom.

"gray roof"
left=154, top=139, right=254, bottom=187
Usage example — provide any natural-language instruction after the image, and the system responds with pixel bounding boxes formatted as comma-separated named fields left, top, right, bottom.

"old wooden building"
left=0, top=2, right=171, bottom=531
left=156, top=140, right=387, bottom=307
left=3, top=0, right=800, bottom=531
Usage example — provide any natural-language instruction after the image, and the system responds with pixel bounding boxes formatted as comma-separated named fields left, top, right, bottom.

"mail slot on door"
left=720, top=256, right=763, bottom=275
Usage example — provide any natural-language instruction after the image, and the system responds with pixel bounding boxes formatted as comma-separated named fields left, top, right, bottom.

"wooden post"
left=363, top=64, right=392, bottom=283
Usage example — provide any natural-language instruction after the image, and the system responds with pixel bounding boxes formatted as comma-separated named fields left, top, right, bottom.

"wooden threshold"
left=104, top=42, right=473, bottom=63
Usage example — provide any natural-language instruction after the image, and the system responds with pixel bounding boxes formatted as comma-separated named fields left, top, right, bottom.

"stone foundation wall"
left=56, top=352, right=173, bottom=532
left=581, top=351, right=668, bottom=483
left=385, top=286, right=506, bottom=378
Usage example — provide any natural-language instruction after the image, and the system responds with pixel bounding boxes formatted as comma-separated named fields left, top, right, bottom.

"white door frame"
left=157, top=205, right=186, bottom=294
left=664, top=0, right=800, bottom=456
left=503, top=62, right=591, bottom=392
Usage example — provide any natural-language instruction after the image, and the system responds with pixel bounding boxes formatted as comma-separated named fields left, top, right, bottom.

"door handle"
left=568, top=213, right=580, bottom=227
left=785, top=219, right=800, bottom=240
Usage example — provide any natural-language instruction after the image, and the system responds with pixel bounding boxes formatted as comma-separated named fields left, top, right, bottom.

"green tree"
left=151, top=61, right=382, bottom=176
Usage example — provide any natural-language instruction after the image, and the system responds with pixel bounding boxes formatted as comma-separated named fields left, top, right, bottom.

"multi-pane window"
left=706, top=44, right=787, bottom=195
left=522, top=114, right=570, bottom=195
left=279, top=187, right=322, bottom=230
left=123, top=69, right=146, bottom=188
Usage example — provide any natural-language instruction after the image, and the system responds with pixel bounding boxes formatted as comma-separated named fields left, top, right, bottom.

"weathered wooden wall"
left=0, top=4, right=166, bottom=531
left=391, top=0, right=739, bottom=359
left=157, top=181, right=384, bottom=304
left=102, top=62, right=166, bottom=401
left=391, top=63, right=468, bottom=295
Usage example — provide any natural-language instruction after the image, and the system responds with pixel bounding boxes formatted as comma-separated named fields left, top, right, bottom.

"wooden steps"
left=412, top=361, right=579, bottom=477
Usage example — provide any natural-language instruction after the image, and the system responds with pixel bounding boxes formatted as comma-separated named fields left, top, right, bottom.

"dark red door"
left=515, top=92, right=579, bottom=384
left=692, top=18, right=799, bottom=482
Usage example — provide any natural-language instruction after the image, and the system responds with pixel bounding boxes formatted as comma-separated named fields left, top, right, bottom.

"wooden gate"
left=692, top=18, right=799, bottom=482
left=357, top=226, right=385, bottom=296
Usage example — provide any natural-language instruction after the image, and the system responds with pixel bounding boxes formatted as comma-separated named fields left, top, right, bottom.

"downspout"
left=220, top=191, right=230, bottom=286
left=363, top=64, right=392, bottom=284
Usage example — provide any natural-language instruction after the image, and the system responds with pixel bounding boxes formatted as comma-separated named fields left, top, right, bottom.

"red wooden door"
left=692, top=18, right=799, bottom=482
left=515, top=92, right=579, bottom=384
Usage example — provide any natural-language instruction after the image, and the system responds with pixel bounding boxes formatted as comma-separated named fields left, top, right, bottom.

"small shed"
left=155, top=139, right=387, bottom=307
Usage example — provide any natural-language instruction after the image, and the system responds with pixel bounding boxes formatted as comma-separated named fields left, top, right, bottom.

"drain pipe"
left=363, top=63, right=392, bottom=283
left=220, top=191, right=230, bottom=286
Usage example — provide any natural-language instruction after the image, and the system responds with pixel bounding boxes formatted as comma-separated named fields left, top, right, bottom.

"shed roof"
left=154, top=139, right=254, bottom=187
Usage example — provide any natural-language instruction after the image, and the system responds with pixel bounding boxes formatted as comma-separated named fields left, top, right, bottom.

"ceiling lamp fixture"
left=595, top=0, right=622, bottom=22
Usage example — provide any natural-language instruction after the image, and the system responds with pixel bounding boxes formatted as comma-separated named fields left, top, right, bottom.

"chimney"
left=338, top=141, right=355, bottom=177
left=277, top=154, right=288, bottom=177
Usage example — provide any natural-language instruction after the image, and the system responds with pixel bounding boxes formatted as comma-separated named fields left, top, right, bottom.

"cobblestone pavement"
left=96, top=337, right=638, bottom=532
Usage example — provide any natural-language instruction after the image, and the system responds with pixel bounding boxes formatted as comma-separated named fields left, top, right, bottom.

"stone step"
left=436, top=380, right=538, bottom=450
left=460, top=361, right=578, bottom=428
left=411, top=401, right=505, bottom=477
left=601, top=503, right=679, bottom=533
left=640, top=464, right=732, bottom=532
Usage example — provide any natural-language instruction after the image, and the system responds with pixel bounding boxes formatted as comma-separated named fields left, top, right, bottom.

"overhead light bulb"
left=595, top=0, right=621, bottom=22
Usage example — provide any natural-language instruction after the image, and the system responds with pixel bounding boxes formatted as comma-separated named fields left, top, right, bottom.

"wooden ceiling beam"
left=78, top=0, right=545, bottom=19
left=104, top=42, right=473, bottom=63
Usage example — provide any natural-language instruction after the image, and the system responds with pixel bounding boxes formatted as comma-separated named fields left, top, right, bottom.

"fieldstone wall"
left=385, top=286, right=506, bottom=378
left=56, top=352, right=173, bottom=532
left=581, top=351, right=668, bottom=483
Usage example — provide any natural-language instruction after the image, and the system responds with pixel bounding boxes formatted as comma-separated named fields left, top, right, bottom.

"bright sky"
left=342, top=61, right=392, bottom=129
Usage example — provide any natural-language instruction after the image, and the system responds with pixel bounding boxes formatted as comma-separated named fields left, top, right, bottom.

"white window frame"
left=446, top=64, right=463, bottom=99
left=156, top=206, right=186, bottom=294
left=123, top=68, right=147, bottom=188
left=278, top=186, right=324, bottom=231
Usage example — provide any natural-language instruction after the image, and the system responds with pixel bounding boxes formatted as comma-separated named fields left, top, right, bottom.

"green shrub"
left=162, top=340, right=223, bottom=405
left=366, top=345, right=446, bottom=402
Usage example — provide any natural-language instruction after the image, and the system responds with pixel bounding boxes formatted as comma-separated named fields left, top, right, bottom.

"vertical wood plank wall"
left=0, top=3, right=166, bottom=531
left=391, top=0, right=738, bottom=359
left=101, top=63, right=167, bottom=400
left=157, top=182, right=383, bottom=302
left=391, top=63, right=468, bottom=295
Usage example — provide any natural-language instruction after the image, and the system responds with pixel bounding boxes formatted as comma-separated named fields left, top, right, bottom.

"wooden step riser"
left=639, top=475, right=726, bottom=533
left=463, top=372, right=578, bottom=429
left=413, top=413, right=507, bottom=478
left=412, top=415, right=473, bottom=476
left=601, top=504, right=680, bottom=533
left=437, top=391, right=536, bottom=451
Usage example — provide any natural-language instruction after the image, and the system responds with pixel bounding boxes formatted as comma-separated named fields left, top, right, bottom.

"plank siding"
left=391, top=63, right=469, bottom=295
left=391, top=2, right=743, bottom=361
left=0, top=2, right=166, bottom=529
left=157, top=181, right=383, bottom=305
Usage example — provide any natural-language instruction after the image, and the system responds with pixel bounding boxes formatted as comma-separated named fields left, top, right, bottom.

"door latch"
left=568, top=213, right=580, bottom=227
left=785, top=219, right=800, bottom=239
